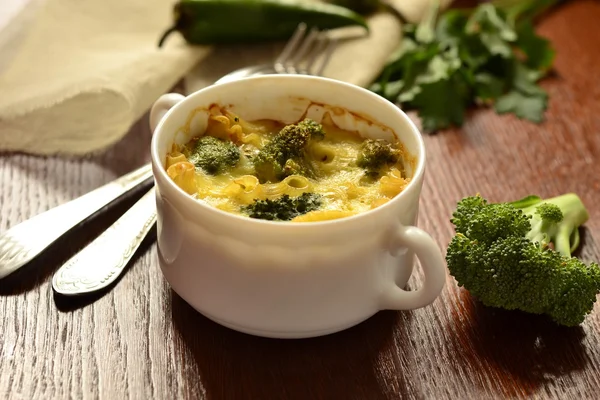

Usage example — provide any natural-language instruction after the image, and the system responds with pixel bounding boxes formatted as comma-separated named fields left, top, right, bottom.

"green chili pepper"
left=158, top=0, right=369, bottom=47
left=324, top=0, right=381, bottom=15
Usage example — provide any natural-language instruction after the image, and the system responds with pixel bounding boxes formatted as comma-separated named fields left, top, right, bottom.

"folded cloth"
left=0, top=0, right=450, bottom=157
left=186, top=0, right=452, bottom=91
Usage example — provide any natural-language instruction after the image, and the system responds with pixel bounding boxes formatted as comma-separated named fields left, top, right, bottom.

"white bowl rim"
left=150, top=74, right=426, bottom=228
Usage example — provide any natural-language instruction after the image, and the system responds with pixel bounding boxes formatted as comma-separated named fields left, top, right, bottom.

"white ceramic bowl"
left=149, top=75, right=446, bottom=339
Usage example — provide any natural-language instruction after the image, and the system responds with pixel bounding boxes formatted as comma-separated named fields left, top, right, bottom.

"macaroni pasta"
left=165, top=107, right=413, bottom=222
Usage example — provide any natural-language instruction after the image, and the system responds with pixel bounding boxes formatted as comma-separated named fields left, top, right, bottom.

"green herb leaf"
left=415, top=0, right=440, bottom=44
left=369, top=0, right=557, bottom=132
left=435, top=10, right=467, bottom=45
left=383, top=79, right=405, bottom=99
left=474, top=72, right=505, bottom=102
left=410, top=71, right=471, bottom=132
left=493, top=61, right=549, bottom=122
left=494, top=89, right=548, bottom=123
left=512, top=62, right=547, bottom=95
left=469, top=3, right=517, bottom=41
left=515, top=21, right=556, bottom=72
left=466, top=4, right=517, bottom=58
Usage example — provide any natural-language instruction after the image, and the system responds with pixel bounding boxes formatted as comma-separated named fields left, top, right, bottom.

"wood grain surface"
left=1, top=1, right=600, bottom=399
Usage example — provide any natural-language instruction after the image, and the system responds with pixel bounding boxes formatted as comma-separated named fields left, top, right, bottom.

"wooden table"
left=1, top=1, right=600, bottom=398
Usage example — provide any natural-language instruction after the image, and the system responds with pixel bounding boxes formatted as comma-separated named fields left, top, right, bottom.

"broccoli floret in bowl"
left=253, top=118, right=325, bottom=183
left=188, top=135, right=240, bottom=175
left=241, top=192, right=323, bottom=222
left=356, top=138, right=401, bottom=178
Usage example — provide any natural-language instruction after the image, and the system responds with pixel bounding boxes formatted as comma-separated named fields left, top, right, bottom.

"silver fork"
left=274, top=23, right=336, bottom=75
left=216, top=23, right=336, bottom=84
left=0, top=24, right=338, bottom=289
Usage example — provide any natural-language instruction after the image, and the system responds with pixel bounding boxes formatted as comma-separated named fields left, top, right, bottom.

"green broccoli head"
left=446, top=193, right=600, bottom=327
left=356, top=139, right=400, bottom=178
left=451, top=197, right=531, bottom=246
left=241, top=192, right=322, bottom=221
left=253, top=119, right=325, bottom=183
left=535, top=203, right=563, bottom=224
left=188, top=136, right=240, bottom=175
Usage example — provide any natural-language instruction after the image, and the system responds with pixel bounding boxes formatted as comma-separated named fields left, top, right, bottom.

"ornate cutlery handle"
left=52, top=187, right=157, bottom=296
left=0, top=163, right=153, bottom=279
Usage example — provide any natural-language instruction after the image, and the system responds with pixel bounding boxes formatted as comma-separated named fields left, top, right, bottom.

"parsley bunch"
left=370, top=0, right=559, bottom=132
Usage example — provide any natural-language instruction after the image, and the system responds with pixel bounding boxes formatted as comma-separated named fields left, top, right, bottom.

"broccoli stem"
left=521, top=193, right=589, bottom=257
left=555, top=224, right=575, bottom=258
left=570, top=229, right=581, bottom=254
left=544, top=194, right=589, bottom=257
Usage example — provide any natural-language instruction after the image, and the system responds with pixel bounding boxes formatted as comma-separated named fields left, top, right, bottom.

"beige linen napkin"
left=0, top=0, right=450, bottom=156
left=185, top=0, right=452, bottom=92
left=0, top=0, right=207, bottom=155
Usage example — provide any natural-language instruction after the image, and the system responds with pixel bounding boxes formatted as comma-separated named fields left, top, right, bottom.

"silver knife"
left=52, top=187, right=157, bottom=296
left=0, top=163, right=154, bottom=279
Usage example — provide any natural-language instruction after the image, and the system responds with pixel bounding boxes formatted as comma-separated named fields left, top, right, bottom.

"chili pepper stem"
left=158, top=26, right=179, bottom=48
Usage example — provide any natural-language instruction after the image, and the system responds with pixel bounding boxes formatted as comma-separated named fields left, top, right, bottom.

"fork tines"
left=274, top=23, right=337, bottom=76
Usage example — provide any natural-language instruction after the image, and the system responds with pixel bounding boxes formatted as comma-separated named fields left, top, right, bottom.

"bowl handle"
left=150, top=93, right=186, bottom=133
left=379, top=225, right=446, bottom=310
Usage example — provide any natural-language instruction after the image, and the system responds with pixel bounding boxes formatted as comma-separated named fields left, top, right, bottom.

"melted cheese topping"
left=165, top=107, right=413, bottom=222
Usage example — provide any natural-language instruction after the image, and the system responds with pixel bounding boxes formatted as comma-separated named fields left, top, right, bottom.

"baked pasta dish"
left=165, top=105, right=414, bottom=222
